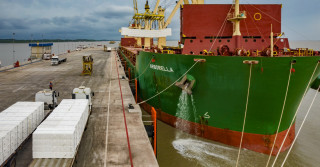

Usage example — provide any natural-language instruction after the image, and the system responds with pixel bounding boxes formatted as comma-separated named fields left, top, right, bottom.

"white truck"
left=72, top=86, right=94, bottom=111
left=35, top=89, right=59, bottom=109
left=51, top=56, right=67, bottom=65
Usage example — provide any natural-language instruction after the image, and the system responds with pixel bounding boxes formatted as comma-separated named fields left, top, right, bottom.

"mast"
left=228, top=0, right=246, bottom=48
left=234, top=0, right=241, bottom=36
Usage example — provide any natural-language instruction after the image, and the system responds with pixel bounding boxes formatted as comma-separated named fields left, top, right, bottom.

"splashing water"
left=172, top=138, right=235, bottom=167
left=191, top=95, right=198, bottom=135
left=175, top=91, right=198, bottom=138
left=175, top=91, right=190, bottom=131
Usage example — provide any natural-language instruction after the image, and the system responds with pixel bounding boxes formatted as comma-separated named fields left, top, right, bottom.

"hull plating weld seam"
left=115, top=53, right=134, bottom=167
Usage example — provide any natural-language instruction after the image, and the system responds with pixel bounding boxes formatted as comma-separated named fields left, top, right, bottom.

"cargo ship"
left=118, top=0, right=320, bottom=155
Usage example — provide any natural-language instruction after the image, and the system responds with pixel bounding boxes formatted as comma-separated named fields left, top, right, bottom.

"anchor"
left=175, top=74, right=196, bottom=95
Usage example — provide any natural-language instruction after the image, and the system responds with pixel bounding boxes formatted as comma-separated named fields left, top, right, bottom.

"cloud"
left=0, top=0, right=319, bottom=40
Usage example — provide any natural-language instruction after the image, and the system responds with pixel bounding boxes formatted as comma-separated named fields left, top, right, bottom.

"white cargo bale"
left=0, top=121, right=23, bottom=146
left=0, top=117, right=28, bottom=140
left=0, top=135, right=2, bottom=166
left=3, top=111, right=35, bottom=135
left=0, top=117, right=29, bottom=140
left=0, top=125, right=18, bottom=155
left=0, top=101, right=44, bottom=165
left=0, top=131, right=11, bottom=166
left=9, top=102, right=44, bottom=125
left=33, top=99, right=89, bottom=158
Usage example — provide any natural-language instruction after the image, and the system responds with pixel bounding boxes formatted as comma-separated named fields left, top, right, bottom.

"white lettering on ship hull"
left=150, top=64, right=174, bottom=72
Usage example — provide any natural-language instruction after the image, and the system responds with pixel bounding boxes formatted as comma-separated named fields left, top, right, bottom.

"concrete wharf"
left=0, top=48, right=158, bottom=167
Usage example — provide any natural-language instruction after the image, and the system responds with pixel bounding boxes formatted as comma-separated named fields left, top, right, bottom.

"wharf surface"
left=0, top=48, right=158, bottom=167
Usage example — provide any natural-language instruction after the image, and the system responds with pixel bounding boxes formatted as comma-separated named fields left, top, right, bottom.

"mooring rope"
left=235, top=63, right=253, bottom=167
left=265, top=62, right=293, bottom=167
left=271, top=62, right=319, bottom=167
left=137, top=60, right=200, bottom=105
left=280, top=64, right=320, bottom=167
left=128, top=58, right=153, bottom=82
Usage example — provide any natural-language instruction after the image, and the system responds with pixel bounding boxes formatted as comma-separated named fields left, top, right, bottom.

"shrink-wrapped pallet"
left=0, top=102, right=44, bottom=165
left=33, top=99, right=89, bottom=158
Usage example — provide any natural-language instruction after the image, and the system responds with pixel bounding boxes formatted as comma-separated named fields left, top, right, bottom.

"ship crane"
left=121, top=0, right=204, bottom=49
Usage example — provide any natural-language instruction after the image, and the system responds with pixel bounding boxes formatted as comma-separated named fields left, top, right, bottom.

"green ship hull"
left=119, top=49, right=320, bottom=154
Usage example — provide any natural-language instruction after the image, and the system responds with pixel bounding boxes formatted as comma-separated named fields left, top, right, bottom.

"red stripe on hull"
left=140, top=101, right=295, bottom=155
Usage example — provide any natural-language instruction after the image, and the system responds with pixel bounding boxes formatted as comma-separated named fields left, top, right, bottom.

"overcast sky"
left=0, top=0, right=319, bottom=40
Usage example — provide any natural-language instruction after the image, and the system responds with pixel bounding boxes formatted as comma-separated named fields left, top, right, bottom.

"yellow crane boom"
left=164, top=0, right=183, bottom=28
left=152, top=0, right=160, bottom=14
left=133, top=0, right=138, bottom=13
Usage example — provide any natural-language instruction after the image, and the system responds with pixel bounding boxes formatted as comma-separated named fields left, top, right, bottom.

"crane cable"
left=235, top=63, right=253, bottom=167
left=280, top=76, right=320, bottom=167
left=271, top=62, right=320, bottom=167
left=265, top=62, right=293, bottom=167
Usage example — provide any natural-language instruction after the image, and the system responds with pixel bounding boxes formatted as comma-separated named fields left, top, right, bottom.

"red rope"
left=115, top=54, right=134, bottom=167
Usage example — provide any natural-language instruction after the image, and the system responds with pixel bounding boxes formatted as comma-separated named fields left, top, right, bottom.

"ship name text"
left=150, top=64, right=174, bottom=72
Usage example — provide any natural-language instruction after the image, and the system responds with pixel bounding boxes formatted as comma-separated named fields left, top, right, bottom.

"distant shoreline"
left=0, top=39, right=118, bottom=43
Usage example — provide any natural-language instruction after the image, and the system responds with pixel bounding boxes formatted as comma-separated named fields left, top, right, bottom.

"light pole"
left=31, top=34, right=33, bottom=62
left=12, top=33, right=15, bottom=65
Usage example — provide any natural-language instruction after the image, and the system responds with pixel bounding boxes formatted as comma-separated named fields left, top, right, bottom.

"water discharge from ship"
left=175, top=91, right=190, bottom=137
left=174, top=90, right=199, bottom=137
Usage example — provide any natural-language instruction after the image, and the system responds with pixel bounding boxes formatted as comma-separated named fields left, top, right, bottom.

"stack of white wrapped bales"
left=33, top=99, right=89, bottom=158
left=0, top=102, right=44, bottom=165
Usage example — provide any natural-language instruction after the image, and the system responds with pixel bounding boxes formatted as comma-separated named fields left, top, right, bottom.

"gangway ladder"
left=82, top=55, right=93, bottom=75
left=142, top=107, right=157, bottom=157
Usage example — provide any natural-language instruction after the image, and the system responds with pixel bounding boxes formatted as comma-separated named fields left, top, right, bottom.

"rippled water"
left=147, top=89, right=320, bottom=167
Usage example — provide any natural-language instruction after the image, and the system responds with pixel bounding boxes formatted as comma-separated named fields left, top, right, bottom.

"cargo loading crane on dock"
left=121, top=0, right=204, bottom=49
